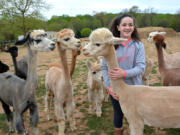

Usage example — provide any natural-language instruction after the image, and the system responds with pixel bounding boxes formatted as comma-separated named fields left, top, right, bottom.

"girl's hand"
left=107, top=88, right=119, bottom=100
left=108, top=67, right=125, bottom=80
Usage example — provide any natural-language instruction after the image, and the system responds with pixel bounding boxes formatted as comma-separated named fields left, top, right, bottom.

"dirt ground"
left=0, top=27, right=180, bottom=135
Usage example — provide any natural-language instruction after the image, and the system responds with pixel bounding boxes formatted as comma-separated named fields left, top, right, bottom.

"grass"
left=1, top=56, right=180, bottom=135
left=0, top=114, right=9, bottom=133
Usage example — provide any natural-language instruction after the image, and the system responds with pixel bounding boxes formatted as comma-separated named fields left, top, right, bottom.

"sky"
left=43, top=0, right=180, bottom=19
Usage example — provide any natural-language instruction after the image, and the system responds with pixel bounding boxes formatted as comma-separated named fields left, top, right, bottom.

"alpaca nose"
left=50, top=43, right=55, bottom=50
left=76, top=44, right=81, bottom=48
left=82, top=48, right=86, bottom=52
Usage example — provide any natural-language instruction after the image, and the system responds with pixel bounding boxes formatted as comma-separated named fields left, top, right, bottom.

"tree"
left=81, top=28, right=91, bottom=37
left=0, top=0, right=49, bottom=35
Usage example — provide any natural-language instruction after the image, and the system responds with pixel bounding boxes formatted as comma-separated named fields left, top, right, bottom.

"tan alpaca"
left=142, top=57, right=153, bottom=85
left=45, top=28, right=81, bottom=135
left=83, top=28, right=180, bottom=135
left=148, top=31, right=180, bottom=68
left=86, top=60, right=104, bottom=117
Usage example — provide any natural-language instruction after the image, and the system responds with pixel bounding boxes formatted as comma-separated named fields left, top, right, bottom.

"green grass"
left=0, top=114, right=9, bottom=133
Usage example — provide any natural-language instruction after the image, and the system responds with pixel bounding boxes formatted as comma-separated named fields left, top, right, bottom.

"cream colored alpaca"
left=148, top=31, right=180, bottom=68
left=142, top=57, right=153, bottom=85
left=45, top=29, right=81, bottom=135
left=83, top=28, right=180, bottom=135
left=86, top=60, right=104, bottom=117
left=94, top=56, right=109, bottom=102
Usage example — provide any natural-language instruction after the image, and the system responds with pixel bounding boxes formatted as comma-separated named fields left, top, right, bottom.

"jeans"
left=110, top=95, right=124, bottom=128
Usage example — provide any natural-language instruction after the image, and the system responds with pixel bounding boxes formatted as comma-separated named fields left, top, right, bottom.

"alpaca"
left=0, top=30, right=55, bottom=135
left=70, top=47, right=81, bottom=78
left=151, top=34, right=180, bottom=86
left=142, top=57, right=153, bottom=85
left=148, top=31, right=180, bottom=68
left=86, top=60, right=104, bottom=117
left=83, top=27, right=180, bottom=135
left=45, top=28, right=81, bottom=135
left=94, top=56, right=109, bottom=102
left=5, top=46, right=27, bottom=79
left=0, top=60, right=9, bottom=73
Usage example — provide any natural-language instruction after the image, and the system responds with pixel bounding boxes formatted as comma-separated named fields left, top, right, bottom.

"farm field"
left=0, top=27, right=180, bottom=135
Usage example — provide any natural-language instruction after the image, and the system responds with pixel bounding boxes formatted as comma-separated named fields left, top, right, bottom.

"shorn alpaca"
left=45, top=28, right=81, bottom=135
left=83, top=27, right=180, bottom=135
left=0, top=60, right=9, bottom=73
left=0, top=30, right=55, bottom=135
left=5, top=46, right=27, bottom=79
left=148, top=31, right=180, bottom=68
left=142, top=57, right=153, bottom=85
left=151, top=34, right=180, bottom=86
left=86, top=60, right=104, bottom=117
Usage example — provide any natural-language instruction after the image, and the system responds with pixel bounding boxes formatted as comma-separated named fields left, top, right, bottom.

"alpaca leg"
left=29, top=100, right=39, bottom=135
left=104, top=93, right=109, bottom=102
left=129, top=121, right=144, bottom=135
left=44, top=91, right=52, bottom=120
left=1, top=101, right=14, bottom=133
left=96, top=102, right=102, bottom=117
left=13, top=112, right=28, bottom=135
left=66, top=102, right=76, bottom=131
left=88, top=89, right=94, bottom=114
left=55, top=103, right=65, bottom=135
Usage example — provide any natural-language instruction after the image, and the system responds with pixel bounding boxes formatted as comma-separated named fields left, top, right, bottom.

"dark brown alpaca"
left=153, top=34, right=180, bottom=86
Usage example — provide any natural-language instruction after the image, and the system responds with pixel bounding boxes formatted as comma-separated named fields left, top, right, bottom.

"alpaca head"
left=86, top=60, right=102, bottom=81
left=153, top=34, right=166, bottom=49
left=147, top=31, right=166, bottom=43
left=0, top=61, right=9, bottom=73
left=15, top=30, right=55, bottom=51
left=83, top=28, right=127, bottom=57
left=56, top=28, right=81, bottom=50
left=5, top=46, right=18, bottom=58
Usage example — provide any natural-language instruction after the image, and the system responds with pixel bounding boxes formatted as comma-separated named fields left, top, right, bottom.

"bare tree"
left=0, top=0, right=49, bottom=35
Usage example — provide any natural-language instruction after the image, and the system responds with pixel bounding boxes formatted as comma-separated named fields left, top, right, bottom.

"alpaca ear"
left=160, top=32, right=166, bottom=35
left=108, top=37, right=127, bottom=45
left=15, top=32, right=30, bottom=46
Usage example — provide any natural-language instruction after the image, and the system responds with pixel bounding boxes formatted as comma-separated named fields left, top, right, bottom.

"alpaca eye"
left=96, top=43, right=100, bottom=47
left=92, top=71, right=96, bottom=74
left=35, top=39, right=42, bottom=44
left=64, top=38, right=70, bottom=41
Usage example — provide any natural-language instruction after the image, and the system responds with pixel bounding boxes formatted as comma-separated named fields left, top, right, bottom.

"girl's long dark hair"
left=109, top=14, right=140, bottom=49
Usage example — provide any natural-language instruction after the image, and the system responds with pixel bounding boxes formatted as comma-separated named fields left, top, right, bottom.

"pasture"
left=0, top=27, right=180, bottom=135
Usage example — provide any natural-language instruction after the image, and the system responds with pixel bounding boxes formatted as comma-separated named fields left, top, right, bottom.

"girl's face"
left=117, top=17, right=135, bottom=39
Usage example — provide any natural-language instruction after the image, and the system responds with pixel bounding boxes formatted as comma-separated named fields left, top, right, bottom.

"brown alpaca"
left=153, top=34, right=180, bottom=86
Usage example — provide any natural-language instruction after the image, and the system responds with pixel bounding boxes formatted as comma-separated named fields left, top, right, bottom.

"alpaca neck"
left=155, top=44, right=166, bottom=74
left=57, top=44, right=71, bottom=81
left=11, top=56, right=18, bottom=75
left=70, top=50, right=77, bottom=79
left=25, top=46, right=38, bottom=93
left=104, top=45, right=128, bottom=91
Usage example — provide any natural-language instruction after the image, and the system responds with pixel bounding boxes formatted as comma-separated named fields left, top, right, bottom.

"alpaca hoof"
left=71, top=126, right=77, bottom=131
left=96, top=112, right=102, bottom=117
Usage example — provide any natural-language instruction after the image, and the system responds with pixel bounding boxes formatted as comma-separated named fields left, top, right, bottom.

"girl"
left=101, top=14, right=146, bottom=135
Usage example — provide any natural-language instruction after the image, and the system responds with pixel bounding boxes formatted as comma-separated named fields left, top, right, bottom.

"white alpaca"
left=83, top=27, right=180, bottom=135
left=45, top=28, right=81, bottom=135
left=142, top=57, right=153, bottom=85
left=86, top=60, right=104, bottom=117
left=147, top=31, right=180, bottom=68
